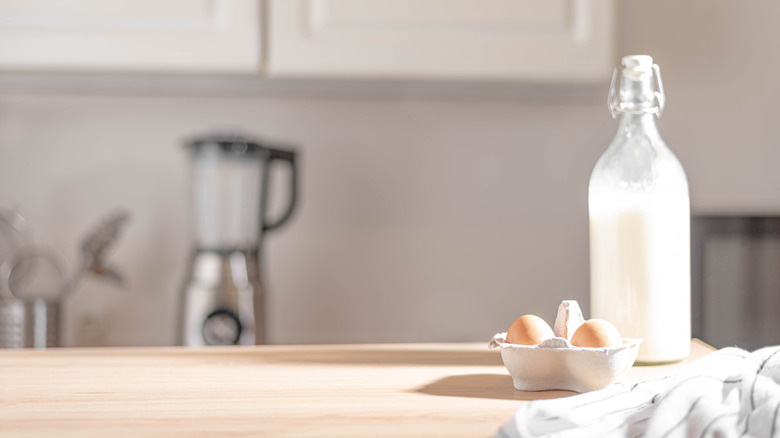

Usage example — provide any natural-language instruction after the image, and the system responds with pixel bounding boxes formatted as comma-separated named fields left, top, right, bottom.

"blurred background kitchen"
left=0, top=0, right=778, bottom=348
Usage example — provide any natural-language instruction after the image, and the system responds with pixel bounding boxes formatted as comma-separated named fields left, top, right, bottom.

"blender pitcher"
left=180, top=134, right=298, bottom=346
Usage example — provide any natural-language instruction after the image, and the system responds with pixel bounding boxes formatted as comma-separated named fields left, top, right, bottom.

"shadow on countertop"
left=415, top=373, right=577, bottom=401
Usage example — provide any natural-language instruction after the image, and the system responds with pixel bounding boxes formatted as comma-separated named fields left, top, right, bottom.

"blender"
left=179, top=134, right=298, bottom=346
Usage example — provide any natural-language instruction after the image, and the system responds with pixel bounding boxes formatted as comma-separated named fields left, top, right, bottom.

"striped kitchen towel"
left=496, top=345, right=780, bottom=438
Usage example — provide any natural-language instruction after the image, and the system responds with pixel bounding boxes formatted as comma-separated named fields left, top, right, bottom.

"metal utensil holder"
left=0, top=297, right=60, bottom=348
left=0, top=246, right=70, bottom=349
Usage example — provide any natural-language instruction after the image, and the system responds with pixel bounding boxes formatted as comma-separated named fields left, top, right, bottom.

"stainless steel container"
left=0, top=246, right=69, bottom=348
left=0, top=298, right=60, bottom=348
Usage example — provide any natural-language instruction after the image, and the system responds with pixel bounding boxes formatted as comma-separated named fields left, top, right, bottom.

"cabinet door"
left=0, top=0, right=261, bottom=73
left=268, top=0, right=614, bottom=82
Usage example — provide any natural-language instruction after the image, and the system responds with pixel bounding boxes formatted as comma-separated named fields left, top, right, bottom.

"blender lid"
left=186, top=134, right=269, bottom=155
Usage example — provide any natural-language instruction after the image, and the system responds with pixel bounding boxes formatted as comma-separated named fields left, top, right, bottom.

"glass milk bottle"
left=589, top=55, right=690, bottom=363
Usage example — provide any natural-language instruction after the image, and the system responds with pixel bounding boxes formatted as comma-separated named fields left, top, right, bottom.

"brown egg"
left=506, top=314, right=555, bottom=345
left=571, top=319, right=622, bottom=348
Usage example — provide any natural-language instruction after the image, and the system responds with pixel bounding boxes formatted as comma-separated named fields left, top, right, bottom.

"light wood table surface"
left=0, top=339, right=714, bottom=437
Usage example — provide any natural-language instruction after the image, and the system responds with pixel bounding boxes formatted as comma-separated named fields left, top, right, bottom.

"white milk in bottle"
left=589, top=55, right=690, bottom=363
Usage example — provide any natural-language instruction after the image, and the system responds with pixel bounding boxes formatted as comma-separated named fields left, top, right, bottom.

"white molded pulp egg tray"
left=489, top=300, right=641, bottom=393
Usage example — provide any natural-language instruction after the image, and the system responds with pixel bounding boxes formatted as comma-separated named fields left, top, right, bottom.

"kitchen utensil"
left=0, top=210, right=129, bottom=348
left=0, top=209, right=28, bottom=264
left=179, top=134, right=298, bottom=346
left=74, top=210, right=130, bottom=286
left=0, top=245, right=71, bottom=348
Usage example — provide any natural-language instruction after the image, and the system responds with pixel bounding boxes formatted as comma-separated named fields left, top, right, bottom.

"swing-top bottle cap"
left=608, top=55, right=665, bottom=118
left=621, top=55, right=654, bottom=74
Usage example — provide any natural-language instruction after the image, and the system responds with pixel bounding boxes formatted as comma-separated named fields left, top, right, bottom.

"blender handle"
left=262, top=148, right=299, bottom=233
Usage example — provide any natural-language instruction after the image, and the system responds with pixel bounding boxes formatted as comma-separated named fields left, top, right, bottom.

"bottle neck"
left=615, top=112, right=661, bottom=141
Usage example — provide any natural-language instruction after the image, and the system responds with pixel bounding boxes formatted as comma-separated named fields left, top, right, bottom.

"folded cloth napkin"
left=496, top=346, right=780, bottom=438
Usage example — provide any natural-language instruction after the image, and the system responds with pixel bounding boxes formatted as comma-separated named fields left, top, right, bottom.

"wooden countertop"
left=0, top=340, right=714, bottom=437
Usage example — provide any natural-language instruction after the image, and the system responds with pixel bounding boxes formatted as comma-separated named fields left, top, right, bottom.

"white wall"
left=0, top=0, right=778, bottom=346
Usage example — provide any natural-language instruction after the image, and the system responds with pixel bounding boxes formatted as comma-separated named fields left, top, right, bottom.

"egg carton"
left=489, top=300, right=641, bottom=393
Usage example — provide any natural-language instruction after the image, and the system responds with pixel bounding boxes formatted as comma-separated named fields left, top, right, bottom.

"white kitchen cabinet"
left=0, top=0, right=615, bottom=81
left=267, top=0, right=615, bottom=82
left=0, top=0, right=261, bottom=73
